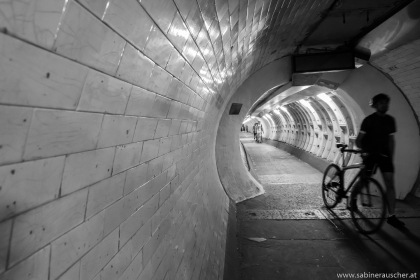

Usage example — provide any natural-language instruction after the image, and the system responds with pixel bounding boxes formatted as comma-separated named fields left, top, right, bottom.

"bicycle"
left=322, top=144, right=387, bottom=234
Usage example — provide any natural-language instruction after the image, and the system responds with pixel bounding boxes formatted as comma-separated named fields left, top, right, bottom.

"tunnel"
left=0, top=0, right=420, bottom=279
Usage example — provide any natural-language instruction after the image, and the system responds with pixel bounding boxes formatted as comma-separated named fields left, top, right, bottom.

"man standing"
left=356, top=93, right=404, bottom=228
left=253, top=123, right=257, bottom=140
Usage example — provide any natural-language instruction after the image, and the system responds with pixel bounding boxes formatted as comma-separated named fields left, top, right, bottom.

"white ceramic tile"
left=0, top=156, right=65, bottom=221
left=0, top=34, right=88, bottom=109
left=119, top=199, right=155, bottom=248
left=167, top=101, right=182, bottom=119
left=148, top=65, right=172, bottom=97
left=98, top=238, right=134, bottom=280
left=50, top=212, right=105, bottom=280
left=0, top=219, right=11, bottom=273
left=79, top=229, right=119, bottom=280
left=54, top=0, right=126, bottom=74
left=144, top=25, right=174, bottom=68
left=150, top=96, right=172, bottom=118
left=140, top=139, right=160, bottom=163
left=166, top=78, right=183, bottom=101
left=154, top=119, right=172, bottom=138
left=23, top=109, right=103, bottom=160
left=166, top=51, right=186, bottom=79
left=167, top=12, right=190, bottom=52
left=112, top=142, right=143, bottom=174
left=116, top=240, right=144, bottom=280
left=86, top=173, right=125, bottom=218
left=0, top=246, right=50, bottom=280
left=0, top=106, right=32, bottom=165
left=10, top=190, right=87, bottom=266
left=0, top=0, right=67, bottom=48
left=124, top=162, right=149, bottom=195
left=96, top=115, right=137, bottom=148
left=78, top=0, right=110, bottom=18
left=141, top=0, right=177, bottom=34
left=77, top=69, right=131, bottom=114
left=146, top=156, right=163, bottom=179
left=116, top=43, right=154, bottom=88
left=125, top=86, right=156, bottom=117
left=168, top=119, right=182, bottom=136
left=55, top=261, right=80, bottom=280
left=133, top=117, right=158, bottom=142
left=103, top=0, right=153, bottom=51
left=158, top=137, right=172, bottom=156
left=61, top=147, right=114, bottom=195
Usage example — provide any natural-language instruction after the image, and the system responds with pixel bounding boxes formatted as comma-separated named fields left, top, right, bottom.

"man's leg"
left=382, top=171, right=405, bottom=227
left=382, top=172, right=395, bottom=215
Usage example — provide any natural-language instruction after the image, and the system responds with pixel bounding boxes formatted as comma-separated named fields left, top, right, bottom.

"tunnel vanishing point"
left=0, top=0, right=420, bottom=279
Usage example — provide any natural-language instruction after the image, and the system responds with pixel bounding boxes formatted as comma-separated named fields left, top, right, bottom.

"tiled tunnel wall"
left=0, top=0, right=232, bottom=279
left=371, top=39, right=420, bottom=120
left=1, top=0, right=420, bottom=279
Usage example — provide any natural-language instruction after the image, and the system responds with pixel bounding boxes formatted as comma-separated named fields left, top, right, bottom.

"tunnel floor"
left=237, top=132, right=420, bottom=280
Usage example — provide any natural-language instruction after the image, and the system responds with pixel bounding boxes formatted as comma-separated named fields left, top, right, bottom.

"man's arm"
left=389, top=134, right=395, bottom=158
left=355, top=131, right=365, bottom=149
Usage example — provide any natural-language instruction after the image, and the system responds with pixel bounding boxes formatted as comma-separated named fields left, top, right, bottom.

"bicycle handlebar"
left=336, top=144, right=364, bottom=154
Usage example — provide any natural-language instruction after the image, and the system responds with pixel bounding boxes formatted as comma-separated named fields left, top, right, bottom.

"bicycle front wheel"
left=322, top=164, right=342, bottom=209
left=350, top=178, right=387, bottom=234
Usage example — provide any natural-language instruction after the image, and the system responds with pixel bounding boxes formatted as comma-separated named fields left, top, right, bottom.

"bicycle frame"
left=337, top=149, right=366, bottom=197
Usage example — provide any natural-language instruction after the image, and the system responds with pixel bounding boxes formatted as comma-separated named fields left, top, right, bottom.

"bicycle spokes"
left=350, top=179, right=387, bottom=234
left=322, top=164, right=342, bottom=209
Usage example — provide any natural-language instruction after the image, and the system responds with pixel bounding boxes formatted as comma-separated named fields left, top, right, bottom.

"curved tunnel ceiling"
left=175, top=0, right=412, bottom=102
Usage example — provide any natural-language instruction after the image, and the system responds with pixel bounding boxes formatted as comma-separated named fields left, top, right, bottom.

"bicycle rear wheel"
left=350, top=178, right=387, bottom=234
left=322, top=164, right=342, bottom=209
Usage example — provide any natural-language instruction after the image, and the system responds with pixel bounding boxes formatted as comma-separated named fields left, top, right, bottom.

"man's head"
left=370, top=93, right=390, bottom=114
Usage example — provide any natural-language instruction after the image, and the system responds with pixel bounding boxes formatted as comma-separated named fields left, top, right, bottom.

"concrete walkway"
left=237, top=133, right=420, bottom=280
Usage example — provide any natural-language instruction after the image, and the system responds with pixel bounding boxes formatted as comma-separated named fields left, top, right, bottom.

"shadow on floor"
left=236, top=138, right=420, bottom=280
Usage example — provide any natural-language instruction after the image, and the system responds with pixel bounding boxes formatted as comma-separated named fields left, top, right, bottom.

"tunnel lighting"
left=299, top=99, right=313, bottom=109
left=171, top=26, right=190, bottom=41
left=280, top=106, right=288, bottom=113
left=317, top=92, right=332, bottom=102
left=183, top=47, right=197, bottom=60
left=263, top=114, right=275, bottom=127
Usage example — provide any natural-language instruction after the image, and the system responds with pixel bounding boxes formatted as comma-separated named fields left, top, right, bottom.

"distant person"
left=256, top=122, right=263, bottom=143
left=253, top=123, right=257, bottom=140
left=356, top=93, right=404, bottom=228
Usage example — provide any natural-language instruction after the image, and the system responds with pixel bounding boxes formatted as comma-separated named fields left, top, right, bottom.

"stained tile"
left=0, top=33, right=88, bottom=109
left=0, top=156, right=65, bottom=221
left=150, top=96, right=172, bottom=118
left=23, top=109, right=103, bottom=160
left=9, top=190, right=87, bottom=266
left=97, top=115, right=137, bottom=148
left=77, top=69, right=131, bottom=114
left=0, top=0, right=67, bottom=48
left=54, top=0, right=126, bottom=74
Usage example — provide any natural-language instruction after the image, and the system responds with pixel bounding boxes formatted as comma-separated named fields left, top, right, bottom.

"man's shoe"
left=387, top=215, right=405, bottom=228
